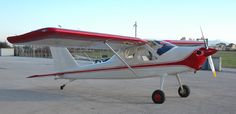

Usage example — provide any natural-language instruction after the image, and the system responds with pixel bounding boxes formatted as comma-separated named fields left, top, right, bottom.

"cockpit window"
left=123, top=46, right=155, bottom=61
left=154, top=40, right=175, bottom=55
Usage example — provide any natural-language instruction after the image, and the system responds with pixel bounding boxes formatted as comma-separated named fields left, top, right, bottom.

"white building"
left=0, top=48, right=14, bottom=56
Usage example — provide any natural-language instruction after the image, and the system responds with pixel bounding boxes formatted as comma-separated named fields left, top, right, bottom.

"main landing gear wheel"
left=178, top=85, right=190, bottom=98
left=152, top=90, right=165, bottom=104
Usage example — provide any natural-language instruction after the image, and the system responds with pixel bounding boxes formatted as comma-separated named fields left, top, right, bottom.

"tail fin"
left=50, top=47, right=78, bottom=72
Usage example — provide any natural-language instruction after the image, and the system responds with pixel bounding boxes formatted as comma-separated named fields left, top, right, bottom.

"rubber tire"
left=178, top=85, right=190, bottom=98
left=152, top=90, right=165, bottom=104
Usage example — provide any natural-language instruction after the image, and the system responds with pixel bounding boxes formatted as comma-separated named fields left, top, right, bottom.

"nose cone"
left=204, top=48, right=217, bottom=57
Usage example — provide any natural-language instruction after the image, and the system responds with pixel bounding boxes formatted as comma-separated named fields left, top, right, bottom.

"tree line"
left=0, top=41, right=11, bottom=48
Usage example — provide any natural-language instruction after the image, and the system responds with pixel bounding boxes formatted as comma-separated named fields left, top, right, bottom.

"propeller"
left=200, top=27, right=216, bottom=77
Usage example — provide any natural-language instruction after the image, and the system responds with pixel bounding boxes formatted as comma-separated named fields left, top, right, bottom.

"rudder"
left=50, top=47, right=78, bottom=72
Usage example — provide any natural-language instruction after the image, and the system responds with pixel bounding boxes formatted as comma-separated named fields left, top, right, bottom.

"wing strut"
left=104, top=42, right=139, bottom=77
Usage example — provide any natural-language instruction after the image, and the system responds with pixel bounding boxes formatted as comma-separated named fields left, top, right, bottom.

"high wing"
left=7, top=27, right=147, bottom=50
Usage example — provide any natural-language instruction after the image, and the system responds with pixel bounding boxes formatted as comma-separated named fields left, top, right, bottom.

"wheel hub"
left=154, top=94, right=161, bottom=102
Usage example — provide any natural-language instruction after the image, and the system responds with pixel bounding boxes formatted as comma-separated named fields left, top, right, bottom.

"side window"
left=122, top=45, right=158, bottom=62
left=156, top=44, right=169, bottom=55
left=135, top=47, right=155, bottom=62
left=127, top=54, right=134, bottom=59
left=154, top=41, right=175, bottom=55
left=141, top=51, right=153, bottom=61
left=124, top=48, right=135, bottom=59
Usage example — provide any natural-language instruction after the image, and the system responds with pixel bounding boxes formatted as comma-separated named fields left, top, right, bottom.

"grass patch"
left=213, top=51, right=236, bottom=68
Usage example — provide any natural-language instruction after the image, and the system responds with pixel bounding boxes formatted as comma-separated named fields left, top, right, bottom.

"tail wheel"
left=178, top=85, right=190, bottom=98
left=152, top=90, right=165, bottom=104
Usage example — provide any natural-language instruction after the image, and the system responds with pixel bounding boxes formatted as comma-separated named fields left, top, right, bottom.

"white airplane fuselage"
left=59, top=46, right=205, bottom=79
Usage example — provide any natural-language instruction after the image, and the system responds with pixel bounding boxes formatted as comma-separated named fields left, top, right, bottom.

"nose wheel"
left=178, top=85, right=190, bottom=97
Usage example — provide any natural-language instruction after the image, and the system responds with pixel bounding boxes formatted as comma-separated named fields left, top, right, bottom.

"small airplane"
left=7, top=27, right=217, bottom=104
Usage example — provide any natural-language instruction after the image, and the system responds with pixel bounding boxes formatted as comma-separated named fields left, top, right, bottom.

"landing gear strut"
left=176, top=74, right=190, bottom=98
left=152, top=75, right=166, bottom=104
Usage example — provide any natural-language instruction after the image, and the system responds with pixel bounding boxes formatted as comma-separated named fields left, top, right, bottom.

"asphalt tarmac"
left=0, top=56, right=236, bottom=114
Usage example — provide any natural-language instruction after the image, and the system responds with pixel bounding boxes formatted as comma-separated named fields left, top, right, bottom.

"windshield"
left=153, top=40, right=176, bottom=55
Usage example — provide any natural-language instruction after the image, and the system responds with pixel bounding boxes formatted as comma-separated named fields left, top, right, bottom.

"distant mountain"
left=208, top=39, right=229, bottom=46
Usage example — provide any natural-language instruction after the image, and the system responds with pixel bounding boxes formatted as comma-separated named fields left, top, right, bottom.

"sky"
left=0, top=0, right=236, bottom=43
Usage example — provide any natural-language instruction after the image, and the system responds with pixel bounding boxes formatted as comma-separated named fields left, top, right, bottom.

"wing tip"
left=7, top=27, right=59, bottom=44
